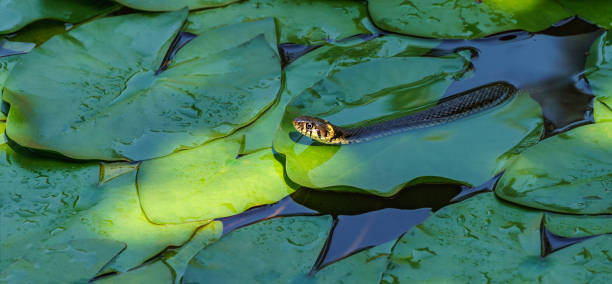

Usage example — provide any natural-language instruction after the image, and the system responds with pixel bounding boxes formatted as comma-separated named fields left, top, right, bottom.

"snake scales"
left=292, top=82, right=518, bottom=144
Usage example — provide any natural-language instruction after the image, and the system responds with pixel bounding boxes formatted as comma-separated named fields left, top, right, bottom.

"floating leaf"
left=164, top=222, right=223, bottom=284
left=186, top=0, right=371, bottom=44
left=595, top=97, right=612, bottom=123
left=0, top=0, right=117, bottom=34
left=96, top=261, right=173, bottom=284
left=137, top=138, right=295, bottom=224
left=368, top=0, right=571, bottom=39
left=586, top=31, right=612, bottom=124
left=274, top=54, right=543, bottom=196
left=114, top=0, right=238, bottom=11
left=4, top=13, right=282, bottom=161
left=558, top=0, right=612, bottom=29
left=545, top=213, right=612, bottom=238
left=1, top=239, right=126, bottom=283
left=0, top=41, right=34, bottom=93
left=235, top=35, right=439, bottom=155
left=496, top=123, right=612, bottom=214
left=383, top=193, right=612, bottom=283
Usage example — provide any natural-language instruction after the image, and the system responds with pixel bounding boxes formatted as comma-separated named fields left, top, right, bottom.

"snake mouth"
left=292, top=116, right=337, bottom=143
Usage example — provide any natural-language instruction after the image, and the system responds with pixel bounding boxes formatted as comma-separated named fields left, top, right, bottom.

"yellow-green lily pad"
left=137, top=138, right=296, bottom=224
left=114, top=0, right=238, bottom=11
left=368, top=0, right=571, bottom=39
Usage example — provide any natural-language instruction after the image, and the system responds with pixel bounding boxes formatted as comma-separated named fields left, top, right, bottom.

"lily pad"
left=545, top=213, right=612, bottom=238
left=496, top=123, right=612, bottom=214
left=96, top=261, right=173, bottom=284
left=137, top=138, right=296, bottom=224
left=186, top=0, right=371, bottom=44
left=164, top=222, right=223, bottom=284
left=0, top=0, right=117, bottom=34
left=0, top=41, right=34, bottom=92
left=368, top=0, right=571, bottom=39
left=383, top=193, right=612, bottom=283
left=558, top=0, right=612, bottom=28
left=274, top=54, right=543, bottom=196
left=595, top=97, right=612, bottom=123
left=183, top=216, right=332, bottom=282
left=234, top=35, right=439, bottom=155
left=4, top=12, right=282, bottom=161
left=114, top=0, right=237, bottom=11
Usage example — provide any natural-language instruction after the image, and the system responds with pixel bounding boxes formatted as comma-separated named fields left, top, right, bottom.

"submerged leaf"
left=383, top=193, right=612, bottom=283
left=274, top=54, right=543, bottom=196
left=496, top=123, right=612, bottom=214
left=4, top=13, right=282, bottom=161
left=0, top=0, right=117, bottom=34
left=368, top=0, right=571, bottom=39
left=137, top=138, right=295, bottom=224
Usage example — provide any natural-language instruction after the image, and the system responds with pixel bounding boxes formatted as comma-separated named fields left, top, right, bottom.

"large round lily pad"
left=274, top=54, right=543, bottom=196
left=383, top=193, right=612, bottom=283
left=233, top=34, right=440, bottom=155
left=186, top=0, right=371, bottom=44
left=368, top=0, right=571, bottom=39
left=4, top=12, right=282, bottom=161
left=114, top=0, right=237, bottom=11
left=137, top=138, right=296, bottom=224
left=0, top=0, right=117, bottom=34
left=496, top=123, right=612, bottom=214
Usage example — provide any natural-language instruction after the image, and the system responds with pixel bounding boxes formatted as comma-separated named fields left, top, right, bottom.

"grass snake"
left=292, top=82, right=518, bottom=144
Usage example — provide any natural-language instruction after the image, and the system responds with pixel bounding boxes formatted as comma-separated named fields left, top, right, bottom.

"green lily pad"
left=274, top=55, right=543, bottom=196
left=4, top=12, right=282, bottom=161
left=368, top=0, right=571, bottom=39
left=234, top=35, right=439, bottom=155
left=496, top=123, right=612, bottom=214
left=96, top=261, right=173, bottom=284
left=0, top=41, right=34, bottom=92
left=383, top=193, right=612, bottom=283
left=558, top=0, right=612, bottom=29
left=114, top=0, right=238, bottom=11
left=1, top=239, right=126, bottom=283
left=164, top=222, right=223, bottom=284
left=186, top=0, right=371, bottom=44
left=183, top=216, right=332, bottom=282
left=0, top=0, right=117, bottom=34
left=137, top=138, right=296, bottom=224
left=0, top=145, right=210, bottom=281
left=545, top=213, right=612, bottom=238
left=595, top=97, right=612, bottom=123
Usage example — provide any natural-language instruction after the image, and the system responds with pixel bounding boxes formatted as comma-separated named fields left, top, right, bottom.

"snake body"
left=292, top=82, right=518, bottom=144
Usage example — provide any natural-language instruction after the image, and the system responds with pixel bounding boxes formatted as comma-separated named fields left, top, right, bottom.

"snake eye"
left=305, top=123, right=313, bottom=129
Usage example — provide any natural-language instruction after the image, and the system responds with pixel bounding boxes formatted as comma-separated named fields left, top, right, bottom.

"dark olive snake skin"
left=292, top=82, right=518, bottom=144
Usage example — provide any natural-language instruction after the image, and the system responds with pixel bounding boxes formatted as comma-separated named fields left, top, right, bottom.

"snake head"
left=292, top=116, right=338, bottom=144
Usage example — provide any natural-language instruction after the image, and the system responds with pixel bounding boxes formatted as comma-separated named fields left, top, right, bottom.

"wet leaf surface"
left=383, top=193, right=612, bottom=283
left=114, top=0, right=238, bottom=11
left=186, top=0, right=372, bottom=45
left=496, top=123, right=612, bottom=214
left=0, top=0, right=117, bottom=34
left=368, top=0, right=571, bottom=39
left=234, top=34, right=439, bottom=155
left=274, top=54, right=543, bottom=196
left=4, top=13, right=281, bottom=161
left=0, top=41, right=34, bottom=94
left=137, top=138, right=296, bottom=224
left=558, top=0, right=612, bottom=29
left=544, top=213, right=612, bottom=238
